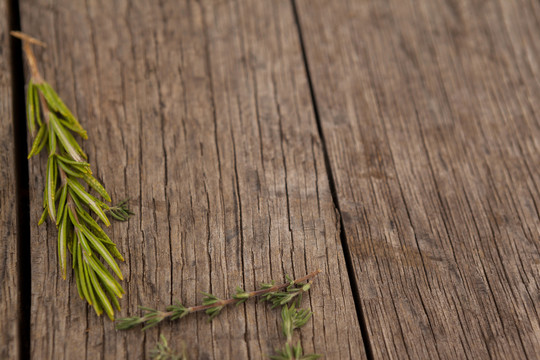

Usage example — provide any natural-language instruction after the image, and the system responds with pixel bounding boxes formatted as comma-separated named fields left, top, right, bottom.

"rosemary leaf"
left=87, top=264, right=115, bottom=320
left=82, top=173, right=111, bottom=202
left=27, top=124, right=47, bottom=158
left=81, top=226, right=123, bottom=280
left=26, top=80, right=36, bottom=136
left=56, top=185, right=68, bottom=225
left=46, top=155, right=56, bottom=222
left=58, top=212, right=68, bottom=279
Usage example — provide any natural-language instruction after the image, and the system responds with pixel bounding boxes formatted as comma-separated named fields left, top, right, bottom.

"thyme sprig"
left=116, top=269, right=321, bottom=330
left=106, top=199, right=134, bottom=221
left=12, top=31, right=131, bottom=320
left=149, top=305, right=320, bottom=360
left=271, top=304, right=320, bottom=360
left=150, top=335, right=187, bottom=360
left=270, top=341, right=320, bottom=360
left=144, top=271, right=322, bottom=360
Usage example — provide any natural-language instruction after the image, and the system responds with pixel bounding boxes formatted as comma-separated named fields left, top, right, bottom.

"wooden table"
left=1, top=0, right=539, bottom=358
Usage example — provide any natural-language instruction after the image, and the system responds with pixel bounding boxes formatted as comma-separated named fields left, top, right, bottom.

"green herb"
left=281, top=304, right=313, bottom=343
left=106, top=199, right=134, bottom=221
left=11, top=31, right=132, bottom=320
left=135, top=270, right=322, bottom=360
left=260, top=275, right=313, bottom=308
left=150, top=335, right=187, bottom=360
left=271, top=304, right=320, bottom=360
left=270, top=341, right=321, bottom=360
left=116, top=269, right=321, bottom=330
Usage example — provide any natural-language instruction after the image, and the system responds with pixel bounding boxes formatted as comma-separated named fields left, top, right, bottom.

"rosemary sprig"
left=116, top=269, right=322, bottom=330
left=12, top=31, right=131, bottom=320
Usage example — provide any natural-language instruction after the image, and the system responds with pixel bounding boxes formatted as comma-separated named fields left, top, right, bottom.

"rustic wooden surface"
left=0, top=0, right=19, bottom=357
left=296, top=0, right=540, bottom=358
left=1, top=0, right=538, bottom=358
left=19, top=0, right=364, bottom=359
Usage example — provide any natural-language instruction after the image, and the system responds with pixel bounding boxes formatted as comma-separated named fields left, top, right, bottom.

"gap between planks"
left=7, top=0, right=31, bottom=359
left=290, top=0, right=374, bottom=358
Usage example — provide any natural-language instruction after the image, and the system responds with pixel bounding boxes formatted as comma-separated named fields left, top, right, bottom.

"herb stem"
left=13, top=31, right=54, bottom=129
left=117, top=269, right=322, bottom=330
left=179, top=269, right=321, bottom=316
left=11, top=31, right=45, bottom=83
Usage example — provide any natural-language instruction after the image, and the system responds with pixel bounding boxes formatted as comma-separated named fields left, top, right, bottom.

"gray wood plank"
left=296, top=0, right=540, bottom=358
left=0, top=2, right=20, bottom=358
left=20, top=0, right=365, bottom=358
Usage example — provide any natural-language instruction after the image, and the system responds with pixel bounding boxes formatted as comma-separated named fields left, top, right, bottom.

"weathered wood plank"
left=296, top=0, right=540, bottom=358
left=0, top=3, right=19, bottom=358
left=20, top=0, right=365, bottom=358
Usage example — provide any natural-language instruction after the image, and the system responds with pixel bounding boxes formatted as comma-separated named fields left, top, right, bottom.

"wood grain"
left=19, top=0, right=365, bottom=358
left=296, top=0, right=540, bottom=358
left=0, top=3, right=19, bottom=358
